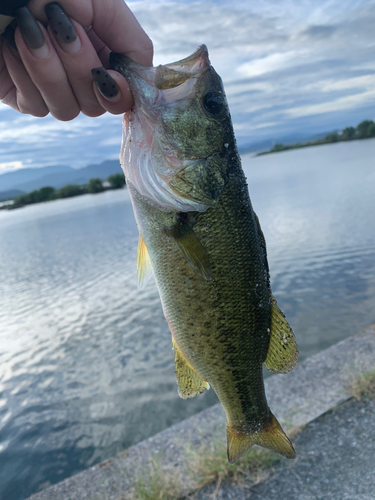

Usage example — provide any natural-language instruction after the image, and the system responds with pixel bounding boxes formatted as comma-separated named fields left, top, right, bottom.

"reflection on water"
left=246, top=139, right=375, bottom=355
left=0, top=139, right=375, bottom=499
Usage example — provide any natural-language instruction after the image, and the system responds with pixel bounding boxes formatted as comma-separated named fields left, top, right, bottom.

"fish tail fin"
left=227, top=411, right=295, bottom=464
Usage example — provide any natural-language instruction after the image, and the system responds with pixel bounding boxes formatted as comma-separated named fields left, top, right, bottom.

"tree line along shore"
left=1, top=173, right=126, bottom=210
left=3, top=118, right=374, bottom=210
left=258, top=119, right=375, bottom=155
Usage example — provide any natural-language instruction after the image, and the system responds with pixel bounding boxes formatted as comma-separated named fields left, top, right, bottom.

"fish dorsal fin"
left=265, top=295, right=298, bottom=373
left=137, top=234, right=153, bottom=289
left=166, top=215, right=212, bottom=281
left=172, top=339, right=210, bottom=399
left=227, top=410, right=295, bottom=463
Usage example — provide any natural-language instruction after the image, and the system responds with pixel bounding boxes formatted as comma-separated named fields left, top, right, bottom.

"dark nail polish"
left=45, top=2, right=77, bottom=45
left=91, top=67, right=119, bottom=99
left=1, top=20, right=18, bottom=51
left=15, top=6, right=45, bottom=49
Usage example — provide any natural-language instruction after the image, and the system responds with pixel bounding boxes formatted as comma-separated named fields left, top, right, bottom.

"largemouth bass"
left=110, top=45, right=298, bottom=463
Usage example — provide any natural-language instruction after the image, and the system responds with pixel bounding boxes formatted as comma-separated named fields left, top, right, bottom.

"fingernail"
left=45, top=2, right=80, bottom=54
left=15, top=6, right=48, bottom=58
left=91, top=67, right=120, bottom=100
left=1, top=20, right=17, bottom=51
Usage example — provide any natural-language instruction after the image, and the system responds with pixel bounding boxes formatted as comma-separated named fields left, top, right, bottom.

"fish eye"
left=202, top=92, right=225, bottom=115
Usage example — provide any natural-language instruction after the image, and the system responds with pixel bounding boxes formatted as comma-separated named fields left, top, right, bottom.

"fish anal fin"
left=172, top=340, right=210, bottom=399
left=137, top=234, right=153, bottom=289
left=227, top=411, right=295, bottom=464
left=166, top=215, right=212, bottom=281
left=265, top=295, right=298, bottom=373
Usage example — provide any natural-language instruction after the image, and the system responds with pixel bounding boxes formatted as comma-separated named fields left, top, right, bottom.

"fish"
left=110, top=45, right=298, bottom=463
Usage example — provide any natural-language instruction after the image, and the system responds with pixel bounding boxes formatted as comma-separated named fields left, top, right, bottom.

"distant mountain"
left=0, top=165, right=72, bottom=192
left=0, top=189, right=25, bottom=201
left=237, top=131, right=331, bottom=155
left=0, top=160, right=122, bottom=196
left=238, top=140, right=274, bottom=154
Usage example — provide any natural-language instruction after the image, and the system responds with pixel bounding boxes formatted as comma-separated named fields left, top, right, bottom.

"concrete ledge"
left=29, top=325, right=375, bottom=500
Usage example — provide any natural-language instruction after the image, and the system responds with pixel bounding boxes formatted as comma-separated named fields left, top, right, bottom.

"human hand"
left=0, top=0, right=153, bottom=120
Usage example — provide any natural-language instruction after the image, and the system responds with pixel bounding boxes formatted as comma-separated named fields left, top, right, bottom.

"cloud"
left=0, top=161, right=23, bottom=172
left=238, top=50, right=307, bottom=77
left=285, top=88, right=375, bottom=118
left=300, top=24, right=337, bottom=39
left=233, top=121, right=280, bottom=131
left=1, top=0, right=375, bottom=171
left=0, top=108, right=124, bottom=170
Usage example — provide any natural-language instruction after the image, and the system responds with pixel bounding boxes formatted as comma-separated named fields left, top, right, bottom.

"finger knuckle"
left=19, top=103, right=48, bottom=117
left=82, top=107, right=105, bottom=118
left=34, top=109, right=49, bottom=118
left=51, top=109, right=80, bottom=121
left=144, top=36, right=154, bottom=56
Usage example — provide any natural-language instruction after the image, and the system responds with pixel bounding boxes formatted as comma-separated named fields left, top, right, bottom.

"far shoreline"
left=0, top=173, right=126, bottom=211
left=257, top=119, right=375, bottom=156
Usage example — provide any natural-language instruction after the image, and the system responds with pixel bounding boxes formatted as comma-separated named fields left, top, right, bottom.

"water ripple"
left=1, top=142, right=375, bottom=499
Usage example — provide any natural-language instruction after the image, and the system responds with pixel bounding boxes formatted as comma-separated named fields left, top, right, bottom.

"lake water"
left=1, top=139, right=375, bottom=499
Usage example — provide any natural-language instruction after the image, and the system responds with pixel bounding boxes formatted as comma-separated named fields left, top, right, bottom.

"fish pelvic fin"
left=227, top=411, right=295, bottom=464
left=172, top=339, right=210, bottom=399
left=137, top=233, right=153, bottom=289
left=265, top=295, right=299, bottom=373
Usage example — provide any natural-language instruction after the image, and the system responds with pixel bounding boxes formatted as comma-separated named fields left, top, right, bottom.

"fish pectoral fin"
left=166, top=215, right=212, bottom=281
left=172, top=340, right=210, bottom=399
left=264, top=295, right=299, bottom=373
left=169, top=154, right=226, bottom=206
left=227, top=411, right=295, bottom=464
left=137, top=234, right=153, bottom=289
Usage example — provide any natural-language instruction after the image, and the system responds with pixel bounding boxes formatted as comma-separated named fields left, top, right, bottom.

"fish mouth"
left=109, top=45, right=211, bottom=108
left=110, top=44, right=210, bottom=85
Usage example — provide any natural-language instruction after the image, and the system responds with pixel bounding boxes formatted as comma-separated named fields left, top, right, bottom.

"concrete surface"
left=28, top=325, right=375, bottom=500
left=192, top=396, right=375, bottom=500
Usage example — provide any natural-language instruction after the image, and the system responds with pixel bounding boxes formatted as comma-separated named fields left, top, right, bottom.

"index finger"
left=28, top=0, right=153, bottom=66
left=92, top=0, right=153, bottom=67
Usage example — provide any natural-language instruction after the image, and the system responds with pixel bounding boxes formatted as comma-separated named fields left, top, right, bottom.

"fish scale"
left=111, top=45, right=298, bottom=462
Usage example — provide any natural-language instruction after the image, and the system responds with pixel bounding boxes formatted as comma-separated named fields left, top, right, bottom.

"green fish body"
left=111, top=46, right=298, bottom=462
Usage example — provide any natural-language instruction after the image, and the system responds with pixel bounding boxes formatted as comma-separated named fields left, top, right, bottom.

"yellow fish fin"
left=227, top=411, right=295, bottom=464
left=265, top=295, right=298, bottom=373
left=166, top=215, right=212, bottom=281
left=172, top=339, right=210, bottom=399
left=137, top=233, right=153, bottom=289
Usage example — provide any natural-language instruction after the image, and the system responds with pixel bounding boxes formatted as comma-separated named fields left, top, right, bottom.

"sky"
left=1, top=0, right=375, bottom=173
